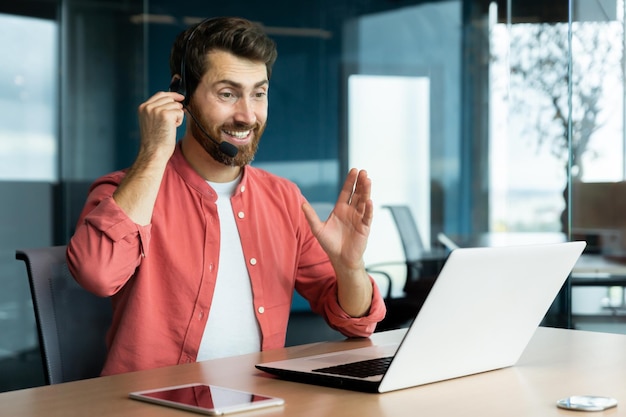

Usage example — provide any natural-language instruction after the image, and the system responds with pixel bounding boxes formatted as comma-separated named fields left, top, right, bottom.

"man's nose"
left=233, top=97, right=257, bottom=125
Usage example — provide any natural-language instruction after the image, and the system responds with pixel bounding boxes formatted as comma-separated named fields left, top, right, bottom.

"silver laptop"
left=256, top=241, right=586, bottom=393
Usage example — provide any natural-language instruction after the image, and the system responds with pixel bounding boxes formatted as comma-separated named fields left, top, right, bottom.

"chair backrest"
left=382, top=205, right=425, bottom=262
left=16, top=245, right=112, bottom=384
left=383, top=204, right=446, bottom=290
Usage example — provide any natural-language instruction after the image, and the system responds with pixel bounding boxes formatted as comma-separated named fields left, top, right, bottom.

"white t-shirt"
left=196, top=177, right=261, bottom=361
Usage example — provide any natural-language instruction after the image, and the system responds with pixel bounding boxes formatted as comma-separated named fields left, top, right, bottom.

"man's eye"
left=221, top=92, right=233, bottom=98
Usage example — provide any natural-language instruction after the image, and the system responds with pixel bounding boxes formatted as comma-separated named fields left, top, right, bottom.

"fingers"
left=337, top=168, right=358, bottom=205
left=337, top=168, right=373, bottom=226
left=301, top=202, right=322, bottom=236
left=139, top=91, right=185, bottom=127
left=361, top=198, right=374, bottom=227
left=137, top=91, right=185, bottom=154
left=352, top=169, right=372, bottom=206
left=339, top=169, right=371, bottom=204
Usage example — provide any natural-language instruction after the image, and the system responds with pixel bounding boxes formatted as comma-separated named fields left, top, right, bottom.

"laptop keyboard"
left=312, top=356, right=393, bottom=378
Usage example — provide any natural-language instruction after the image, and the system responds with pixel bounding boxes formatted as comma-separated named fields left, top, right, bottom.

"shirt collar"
left=170, top=142, right=251, bottom=196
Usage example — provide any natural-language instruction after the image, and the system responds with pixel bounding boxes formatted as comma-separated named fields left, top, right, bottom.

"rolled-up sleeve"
left=294, top=224, right=386, bottom=338
left=320, top=276, right=386, bottom=337
left=296, top=263, right=386, bottom=338
left=67, top=176, right=150, bottom=297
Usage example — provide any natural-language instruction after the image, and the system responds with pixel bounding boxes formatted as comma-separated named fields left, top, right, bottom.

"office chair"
left=16, top=245, right=112, bottom=384
left=367, top=205, right=446, bottom=331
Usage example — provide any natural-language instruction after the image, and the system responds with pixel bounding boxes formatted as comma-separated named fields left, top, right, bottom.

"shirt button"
left=240, top=185, right=246, bottom=193
left=238, top=211, right=245, bottom=219
left=250, top=258, right=257, bottom=265
left=198, top=311, right=204, bottom=320
left=258, top=306, right=265, bottom=314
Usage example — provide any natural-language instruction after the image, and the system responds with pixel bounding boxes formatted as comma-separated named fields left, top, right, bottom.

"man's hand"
left=113, top=91, right=185, bottom=226
left=137, top=91, right=185, bottom=159
left=302, top=168, right=374, bottom=317
left=303, top=168, right=373, bottom=268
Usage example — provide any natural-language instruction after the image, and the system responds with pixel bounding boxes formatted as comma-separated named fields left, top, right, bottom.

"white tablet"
left=129, top=383, right=285, bottom=415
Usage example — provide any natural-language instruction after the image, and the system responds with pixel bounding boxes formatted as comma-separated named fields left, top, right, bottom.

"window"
left=0, top=13, right=57, bottom=181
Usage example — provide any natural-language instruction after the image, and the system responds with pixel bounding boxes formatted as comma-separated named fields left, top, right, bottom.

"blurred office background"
left=2, top=0, right=626, bottom=391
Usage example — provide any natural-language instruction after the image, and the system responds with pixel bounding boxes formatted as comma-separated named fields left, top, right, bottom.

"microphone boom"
left=186, top=107, right=239, bottom=158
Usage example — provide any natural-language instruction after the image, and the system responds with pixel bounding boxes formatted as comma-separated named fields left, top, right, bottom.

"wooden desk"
left=1, top=327, right=624, bottom=416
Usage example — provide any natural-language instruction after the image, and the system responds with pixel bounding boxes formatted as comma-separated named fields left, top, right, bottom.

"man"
left=67, top=16, right=385, bottom=376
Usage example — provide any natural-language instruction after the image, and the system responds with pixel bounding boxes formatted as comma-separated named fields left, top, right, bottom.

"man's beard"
left=188, top=112, right=263, bottom=167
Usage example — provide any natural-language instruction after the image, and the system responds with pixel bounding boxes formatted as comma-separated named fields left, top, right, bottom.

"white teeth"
left=224, top=129, right=250, bottom=139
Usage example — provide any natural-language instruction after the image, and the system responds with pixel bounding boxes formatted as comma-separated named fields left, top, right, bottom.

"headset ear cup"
left=169, top=75, right=186, bottom=97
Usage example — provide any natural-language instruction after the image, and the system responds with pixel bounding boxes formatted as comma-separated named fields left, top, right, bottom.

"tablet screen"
left=130, top=383, right=284, bottom=415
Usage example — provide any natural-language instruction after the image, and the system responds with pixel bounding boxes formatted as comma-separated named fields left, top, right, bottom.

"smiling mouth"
left=223, top=129, right=251, bottom=139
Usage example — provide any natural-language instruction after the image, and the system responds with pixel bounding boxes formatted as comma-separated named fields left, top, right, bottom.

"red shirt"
left=67, top=145, right=386, bottom=376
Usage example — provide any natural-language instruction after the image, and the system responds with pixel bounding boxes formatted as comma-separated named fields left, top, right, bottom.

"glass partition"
left=0, top=0, right=145, bottom=392
left=0, top=11, right=58, bottom=391
left=486, top=0, right=626, bottom=330
left=569, top=0, right=626, bottom=331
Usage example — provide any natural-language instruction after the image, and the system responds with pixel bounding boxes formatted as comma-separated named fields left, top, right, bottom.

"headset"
left=168, top=18, right=207, bottom=105
left=168, top=18, right=238, bottom=158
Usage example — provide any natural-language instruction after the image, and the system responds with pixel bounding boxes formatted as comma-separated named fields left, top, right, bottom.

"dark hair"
left=169, top=16, right=277, bottom=101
